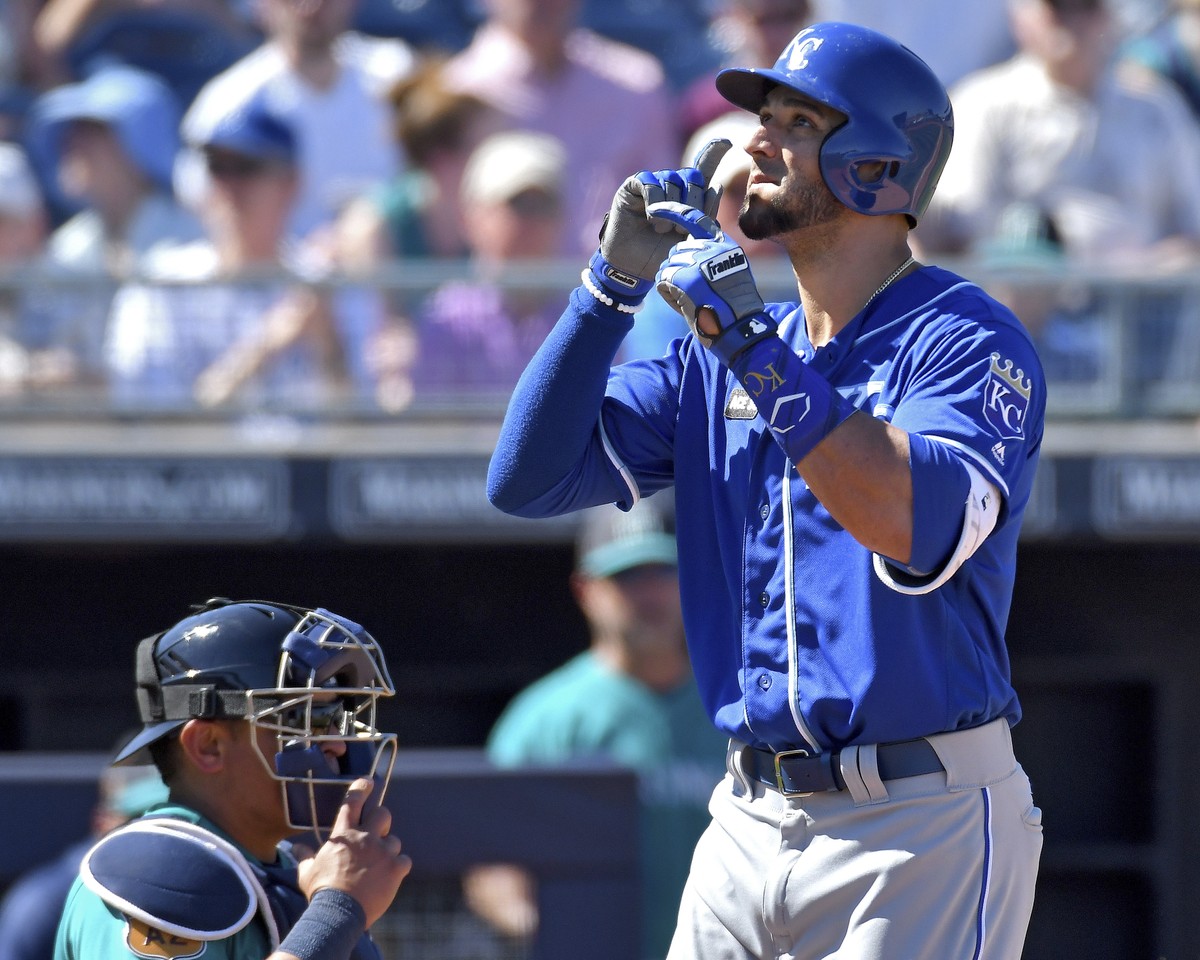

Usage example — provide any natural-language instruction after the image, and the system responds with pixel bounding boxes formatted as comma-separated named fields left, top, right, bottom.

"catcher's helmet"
left=716, top=21, right=953, bottom=224
left=115, top=598, right=396, bottom=840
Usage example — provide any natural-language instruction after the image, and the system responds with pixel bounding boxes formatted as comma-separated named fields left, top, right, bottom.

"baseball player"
left=487, top=21, right=1046, bottom=960
left=54, top=599, right=411, bottom=960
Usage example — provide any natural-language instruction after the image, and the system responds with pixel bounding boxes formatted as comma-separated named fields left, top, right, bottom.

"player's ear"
left=177, top=719, right=233, bottom=774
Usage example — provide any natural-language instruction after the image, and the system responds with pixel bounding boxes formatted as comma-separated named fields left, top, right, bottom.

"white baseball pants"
left=666, top=719, right=1043, bottom=960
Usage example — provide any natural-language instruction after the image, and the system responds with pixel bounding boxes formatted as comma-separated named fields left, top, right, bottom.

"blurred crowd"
left=0, top=0, right=1194, bottom=414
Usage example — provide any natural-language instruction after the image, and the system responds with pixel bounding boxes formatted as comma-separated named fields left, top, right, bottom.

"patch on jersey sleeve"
left=724, top=386, right=759, bottom=419
left=124, top=918, right=206, bottom=959
left=982, top=352, right=1032, bottom=441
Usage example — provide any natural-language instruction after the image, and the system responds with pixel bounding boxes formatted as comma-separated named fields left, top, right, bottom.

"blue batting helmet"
left=715, top=22, right=953, bottom=224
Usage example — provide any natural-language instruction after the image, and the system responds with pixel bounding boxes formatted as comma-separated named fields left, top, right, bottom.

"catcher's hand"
left=656, top=235, right=777, bottom=366
left=596, top=138, right=731, bottom=286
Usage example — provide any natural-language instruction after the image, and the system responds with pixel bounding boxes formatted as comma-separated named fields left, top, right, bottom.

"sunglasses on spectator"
left=505, top=188, right=561, bottom=219
left=205, top=151, right=281, bottom=180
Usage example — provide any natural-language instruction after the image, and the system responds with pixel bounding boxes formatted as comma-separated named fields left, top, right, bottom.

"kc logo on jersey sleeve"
left=982, top=352, right=1031, bottom=441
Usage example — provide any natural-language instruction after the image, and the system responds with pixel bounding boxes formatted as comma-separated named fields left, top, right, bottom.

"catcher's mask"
left=116, top=598, right=397, bottom=842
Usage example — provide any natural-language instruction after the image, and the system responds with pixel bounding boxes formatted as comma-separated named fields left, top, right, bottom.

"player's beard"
left=738, top=176, right=844, bottom=240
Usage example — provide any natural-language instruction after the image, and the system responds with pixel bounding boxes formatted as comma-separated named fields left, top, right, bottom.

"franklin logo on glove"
left=701, top=249, right=748, bottom=282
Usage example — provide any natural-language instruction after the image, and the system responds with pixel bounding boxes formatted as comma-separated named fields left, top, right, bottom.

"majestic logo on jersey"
left=786, top=34, right=825, bottom=71
left=725, top=387, right=759, bottom=419
left=124, top=918, right=206, bottom=958
left=700, top=248, right=748, bottom=283
left=983, top=352, right=1031, bottom=441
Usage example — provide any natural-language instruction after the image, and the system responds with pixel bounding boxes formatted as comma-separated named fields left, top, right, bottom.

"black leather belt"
left=742, top=739, right=944, bottom=797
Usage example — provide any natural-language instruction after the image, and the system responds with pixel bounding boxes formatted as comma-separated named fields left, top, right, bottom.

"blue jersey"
left=488, top=265, right=1045, bottom=753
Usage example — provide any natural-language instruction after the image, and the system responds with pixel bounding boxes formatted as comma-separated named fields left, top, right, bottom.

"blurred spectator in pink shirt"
left=443, top=0, right=678, bottom=255
left=405, top=130, right=570, bottom=408
left=336, top=57, right=500, bottom=268
left=332, top=58, right=503, bottom=412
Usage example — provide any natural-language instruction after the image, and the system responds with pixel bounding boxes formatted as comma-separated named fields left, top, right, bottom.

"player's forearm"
left=727, top=334, right=916, bottom=561
left=795, top=413, right=915, bottom=563
left=486, top=286, right=633, bottom=515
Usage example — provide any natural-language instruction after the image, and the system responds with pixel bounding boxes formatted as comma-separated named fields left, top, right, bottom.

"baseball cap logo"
left=701, top=248, right=748, bottom=283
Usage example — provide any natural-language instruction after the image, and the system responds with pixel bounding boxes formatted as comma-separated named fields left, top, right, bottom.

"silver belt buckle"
left=774, top=747, right=813, bottom=797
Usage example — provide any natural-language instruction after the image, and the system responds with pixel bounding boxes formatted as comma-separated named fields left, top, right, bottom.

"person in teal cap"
left=464, top=493, right=728, bottom=960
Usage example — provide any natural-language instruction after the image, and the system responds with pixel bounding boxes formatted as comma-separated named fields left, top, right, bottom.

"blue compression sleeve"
left=906, top=433, right=973, bottom=575
left=729, top=337, right=858, bottom=465
left=486, top=285, right=635, bottom=514
left=278, top=888, right=366, bottom=960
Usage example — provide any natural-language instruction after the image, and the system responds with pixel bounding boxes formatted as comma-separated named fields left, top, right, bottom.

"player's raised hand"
left=588, top=139, right=732, bottom=301
left=295, top=778, right=412, bottom=927
left=656, top=236, right=778, bottom=367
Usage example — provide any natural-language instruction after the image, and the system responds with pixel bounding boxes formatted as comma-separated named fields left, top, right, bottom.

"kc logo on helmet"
left=786, top=34, right=825, bottom=71
left=701, top=248, right=748, bottom=283
left=982, top=352, right=1032, bottom=441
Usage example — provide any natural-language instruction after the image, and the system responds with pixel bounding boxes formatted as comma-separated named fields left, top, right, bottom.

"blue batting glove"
left=645, top=201, right=721, bottom=241
left=656, top=236, right=777, bottom=366
left=597, top=139, right=732, bottom=283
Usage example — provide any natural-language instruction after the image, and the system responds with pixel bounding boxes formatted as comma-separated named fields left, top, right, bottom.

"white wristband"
left=581, top=269, right=643, bottom=315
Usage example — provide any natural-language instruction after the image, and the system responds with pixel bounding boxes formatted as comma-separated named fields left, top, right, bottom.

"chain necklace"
left=862, top=255, right=915, bottom=312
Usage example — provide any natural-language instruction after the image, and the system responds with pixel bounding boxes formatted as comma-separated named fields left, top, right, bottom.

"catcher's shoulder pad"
left=80, top=817, right=260, bottom=940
